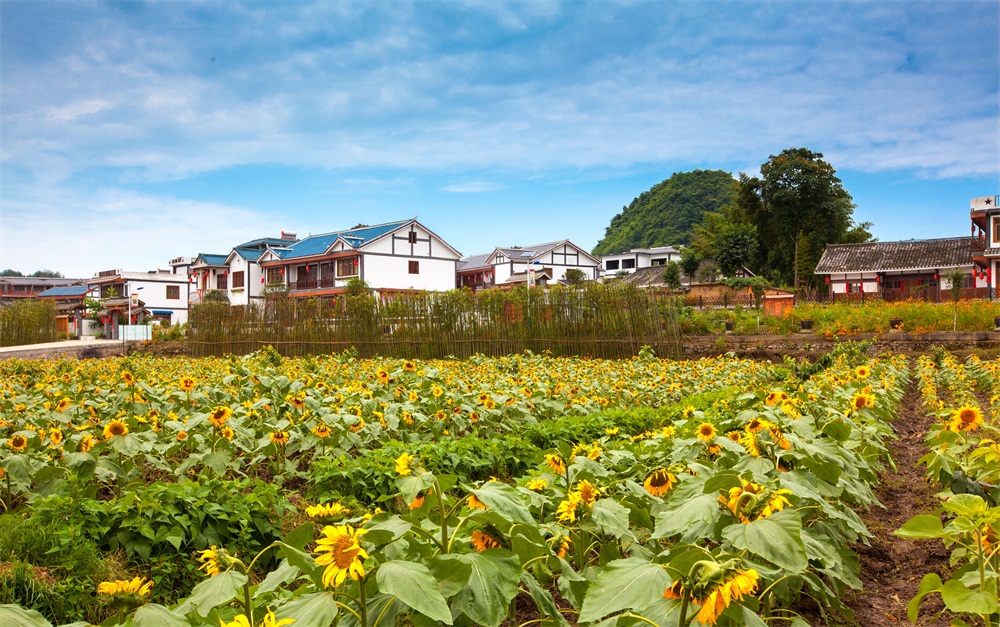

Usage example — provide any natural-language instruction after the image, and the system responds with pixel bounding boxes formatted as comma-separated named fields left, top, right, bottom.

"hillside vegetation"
left=591, top=169, right=736, bottom=256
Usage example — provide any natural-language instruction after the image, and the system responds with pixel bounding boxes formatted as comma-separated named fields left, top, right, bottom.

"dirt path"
left=843, top=371, right=952, bottom=626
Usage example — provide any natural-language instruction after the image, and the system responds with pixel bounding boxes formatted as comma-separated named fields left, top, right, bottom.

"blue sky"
left=1, top=0, right=997, bottom=278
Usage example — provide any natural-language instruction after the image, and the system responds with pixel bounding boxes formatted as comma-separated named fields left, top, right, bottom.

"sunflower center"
left=109, top=423, right=126, bottom=435
left=960, top=410, right=978, bottom=423
left=333, top=536, right=360, bottom=569
left=650, top=472, right=669, bottom=487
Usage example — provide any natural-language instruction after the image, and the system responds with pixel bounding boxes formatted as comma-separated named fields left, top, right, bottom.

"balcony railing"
left=291, top=279, right=318, bottom=290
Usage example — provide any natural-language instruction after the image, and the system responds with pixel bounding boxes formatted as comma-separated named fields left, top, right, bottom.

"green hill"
left=592, top=170, right=736, bottom=256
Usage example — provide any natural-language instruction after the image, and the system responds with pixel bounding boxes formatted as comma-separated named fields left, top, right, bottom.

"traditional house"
left=222, top=234, right=298, bottom=306
left=813, top=237, right=986, bottom=298
left=457, top=240, right=599, bottom=291
left=87, top=269, right=193, bottom=327
left=257, top=219, right=461, bottom=297
left=36, top=285, right=90, bottom=338
left=970, top=195, right=1000, bottom=292
left=0, top=276, right=83, bottom=300
left=600, top=246, right=681, bottom=277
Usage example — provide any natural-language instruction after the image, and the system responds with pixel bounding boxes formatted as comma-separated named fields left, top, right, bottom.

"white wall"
left=363, top=254, right=456, bottom=291
left=125, top=278, right=190, bottom=324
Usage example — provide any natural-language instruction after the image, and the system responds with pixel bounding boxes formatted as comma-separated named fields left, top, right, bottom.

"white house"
left=257, top=219, right=461, bottom=296
left=600, top=246, right=682, bottom=277
left=971, top=194, right=1000, bottom=292
left=87, top=269, right=193, bottom=330
left=457, top=240, right=600, bottom=290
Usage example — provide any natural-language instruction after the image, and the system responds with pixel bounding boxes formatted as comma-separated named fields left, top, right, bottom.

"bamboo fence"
left=188, top=285, right=683, bottom=359
left=0, top=299, right=58, bottom=347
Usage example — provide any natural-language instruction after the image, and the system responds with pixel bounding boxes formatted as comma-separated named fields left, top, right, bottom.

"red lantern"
left=281, top=268, right=285, bottom=274
left=824, top=276, right=829, bottom=284
left=261, top=278, right=265, bottom=283
left=934, top=272, right=939, bottom=281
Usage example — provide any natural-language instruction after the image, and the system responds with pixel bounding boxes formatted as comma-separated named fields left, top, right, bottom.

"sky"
left=1, top=0, right=998, bottom=278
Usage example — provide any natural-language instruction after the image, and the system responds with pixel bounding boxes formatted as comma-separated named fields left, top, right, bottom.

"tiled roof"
left=457, top=253, right=492, bottom=272
left=236, top=236, right=294, bottom=249
left=814, top=237, right=973, bottom=274
left=273, top=220, right=411, bottom=260
left=37, top=286, right=90, bottom=297
left=233, top=247, right=266, bottom=261
left=195, top=253, right=229, bottom=266
left=620, top=266, right=669, bottom=287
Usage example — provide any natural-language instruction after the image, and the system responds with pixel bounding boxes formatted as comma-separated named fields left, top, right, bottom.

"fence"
left=188, top=285, right=683, bottom=359
left=0, top=299, right=58, bottom=347
left=796, top=287, right=994, bottom=305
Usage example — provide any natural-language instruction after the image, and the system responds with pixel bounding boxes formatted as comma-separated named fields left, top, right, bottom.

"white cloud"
left=441, top=181, right=506, bottom=193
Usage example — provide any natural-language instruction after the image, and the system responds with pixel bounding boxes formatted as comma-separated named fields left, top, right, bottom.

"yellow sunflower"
left=55, top=397, right=72, bottom=412
left=544, top=453, right=566, bottom=474
left=79, top=434, right=96, bottom=453
left=314, top=525, right=369, bottom=588
left=306, top=502, right=350, bottom=521
left=644, top=469, right=677, bottom=497
left=850, top=392, right=875, bottom=411
left=103, top=420, right=129, bottom=439
left=694, top=569, right=759, bottom=625
left=696, top=422, right=717, bottom=443
left=525, top=478, right=548, bottom=491
left=555, top=492, right=581, bottom=523
left=97, top=576, right=153, bottom=598
left=470, top=529, right=503, bottom=551
left=270, top=430, right=290, bottom=445
left=395, top=452, right=414, bottom=476
left=208, top=406, right=232, bottom=428
left=950, top=405, right=984, bottom=432
left=198, top=546, right=221, bottom=577
left=576, top=480, right=599, bottom=505
left=312, top=424, right=331, bottom=438
left=8, top=434, right=28, bottom=452
left=467, top=494, right=489, bottom=511
left=179, top=377, right=195, bottom=392
left=554, top=535, right=572, bottom=559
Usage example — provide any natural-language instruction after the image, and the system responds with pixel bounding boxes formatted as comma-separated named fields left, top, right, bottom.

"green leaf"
left=451, top=550, right=521, bottom=627
left=364, top=515, right=413, bottom=547
left=276, top=591, right=340, bottom=627
left=376, top=561, right=453, bottom=624
left=283, top=522, right=315, bottom=551
left=470, top=482, right=533, bottom=524
left=741, top=606, right=769, bottom=626
left=722, top=513, right=807, bottom=573
left=578, top=558, right=671, bottom=623
left=521, top=572, right=571, bottom=627
left=132, top=604, right=189, bottom=627
left=822, top=419, right=852, bottom=442
left=0, top=605, right=52, bottom=627
left=907, top=573, right=943, bottom=623
left=397, top=472, right=435, bottom=504
left=428, top=554, right=473, bottom=599
left=652, top=494, right=720, bottom=542
left=940, top=579, right=998, bottom=615
left=254, top=559, right=300, bottom=598
left=187, top=570, right=248, bottom=617
left=277, top=541, right=323, bottom=588
left=202, top=450, right=231, bottom=475
left=590, top=499, right=632, bottom=539
left=894, top=515, right=946, bottom=539
left=943, top=493, right=990, bottom=518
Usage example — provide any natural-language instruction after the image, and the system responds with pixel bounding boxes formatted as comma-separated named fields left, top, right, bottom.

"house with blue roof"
left=457, top=240, right=601, bottom=291
left=256, top=219, right=462, bottom=298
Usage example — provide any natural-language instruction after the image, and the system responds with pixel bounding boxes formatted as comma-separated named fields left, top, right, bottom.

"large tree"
left=739, top=148, right=861, bottom=287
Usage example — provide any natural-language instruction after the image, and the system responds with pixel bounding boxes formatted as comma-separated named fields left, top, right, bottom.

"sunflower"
left=696, top=422, right=717, bottom=443
left=198, top=546, right=221, bottom=577
left=376, top=369, right=390, bottom=383
left=79, top=434, right=96, bottom=453
left=764, top=391, right=782, bottom=406
left=221, top=427, right=235, bottom=440
left=544, top=453, right=566, bottom=474
left=270, top=430, right=290, bottom=446
left=555, top=493, right=581, bottom=523
left=222, top=609, right=293, bottom=627
left=103, top=420, right=128, bottom=439
left=208, top=406, right=232, bottom=428
left=434, top=410, right=447, bottom=420
left=48, top=428, right=64, bottom=447
left=470, top=529, right=503, bottom=551
left=395, top=452, right=414, bottom=476
left=306, top=502, right=350, bottom=521
left=604, top=426, right=619, bottom=435
left=97, top=576, right=153, bottom=597
left=122, top=371, right=136, bottom=385
left=409, top=492, right=427, bottom=510
left=525, top=478, right=548, bottom=491
left=554, top=535, right=572, bottom=559
left=312, top=424, right=331, bottom=438
left=8, top=434, right=28, bottom=452
left=855, top=365, right=871, bottom=378
left=179, top=377, right=195, bottom=392
left=576, top=480, right=599, bottom=505
left=467, top=494, right=489, bottom=511
left=950, top=405, right=984, bottom=432
left=286, top=395, right=306, bottom=410
left=644, top=469, right=677, bottom=497
left=432, top=386, right=444, bottom=398
left=403, top=361, right=416, bottom=372
left=850, top=392, right=875, bottom=411
left=694, top=569, right=759, bottom=625
left=55, top=397, right=72, bottom=412
left=314, top=525, right=368, bottom=588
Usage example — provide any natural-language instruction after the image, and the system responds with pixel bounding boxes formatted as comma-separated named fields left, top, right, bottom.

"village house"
left=186, top=234, right=297, bottom=306
left=256, top=219, right=461, bottom=297
left=599, top=246, right=681, bottom=277
left=457, top=240, right=600, bottom=291
left=970, top=194, right=1000, bottom=293
left=0, top=276, right=83, bottom=301
left=87, top=269, right=193, bottom=336
left=813, top=236, right=986, bottom=299
left=36, top=285, right=90, bottom=338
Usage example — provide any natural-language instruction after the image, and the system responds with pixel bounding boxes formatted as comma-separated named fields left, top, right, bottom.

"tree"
left=679, top=248, right=701, bottom=284
left=714, top=224, right=758, bottom=278
left=563, top=269, right=586, bottom=285
left=737, top=148, right=865, bottom=288
left=29, top=270, right=64, bottom=278
left=662, top=262, right=682, bottom=289
left=0, top=269, right=24, bottom=277
left=592, top=170, right=737, bottom=256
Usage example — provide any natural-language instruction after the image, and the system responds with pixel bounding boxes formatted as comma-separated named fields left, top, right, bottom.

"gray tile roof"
left=457, top=253, right=492, bottom=272
left=814, top=237, right=973, bottom=274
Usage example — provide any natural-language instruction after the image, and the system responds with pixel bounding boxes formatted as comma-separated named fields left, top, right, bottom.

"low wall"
left=0, top=340, right=129, bottom=361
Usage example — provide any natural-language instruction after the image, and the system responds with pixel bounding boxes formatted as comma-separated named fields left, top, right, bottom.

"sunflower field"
left=0, top=346, right=922, bottom=626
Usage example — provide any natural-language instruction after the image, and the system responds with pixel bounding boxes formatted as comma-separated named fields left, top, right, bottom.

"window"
left=337, top=258, right=359, bottom=277
left=408, top=231, right=417, bottom=244
left=166, top=285, right=180, bottom=300
left=266, top=268, right=283, bottom=284
left=994, top=218, right=1000, bottom=243
left=232, top=271, right=245, bottom=288
left=622, top=259, right=636, bottom=269
left=605, top=260, right=620, bottom=270
left=651, top=258, right=666, bottom=266
left=216, top=274, right=227, bottom=290
left=409, top=260, right=420, bottom=274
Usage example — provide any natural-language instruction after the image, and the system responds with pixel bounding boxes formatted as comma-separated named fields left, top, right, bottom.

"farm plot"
left=1, top=347, right=912, bottom=626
